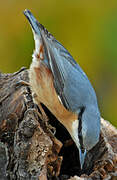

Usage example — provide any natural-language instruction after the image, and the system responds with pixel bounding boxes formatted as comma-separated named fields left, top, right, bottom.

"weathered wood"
left=0, top=68, right=117, bottom=180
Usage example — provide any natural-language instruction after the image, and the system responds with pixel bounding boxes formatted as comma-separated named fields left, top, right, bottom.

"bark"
left=0, top=68, right=117, bottom=180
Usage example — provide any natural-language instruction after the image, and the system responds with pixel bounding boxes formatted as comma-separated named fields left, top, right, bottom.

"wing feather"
left=42, top=34, right=96, bottom=112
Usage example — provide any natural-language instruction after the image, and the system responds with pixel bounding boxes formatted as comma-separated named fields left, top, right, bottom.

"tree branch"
left=0, top=68, right=117, bottom=180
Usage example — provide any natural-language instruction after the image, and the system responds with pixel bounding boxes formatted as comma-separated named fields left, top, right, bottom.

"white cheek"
left=35, top=36, right=42, bottom=52
left=34, top=32, right=42, bottom=52
left=71, top=120, right=80, bottom=149
left=32, top=32, right=43, bottom=63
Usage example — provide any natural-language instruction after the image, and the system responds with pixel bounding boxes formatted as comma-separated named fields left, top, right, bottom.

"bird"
left=24, top=9, right=100, bottom=169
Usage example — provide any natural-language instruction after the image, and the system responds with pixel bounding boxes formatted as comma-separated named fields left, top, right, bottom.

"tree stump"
left=0, top=68, right=117, bottom=180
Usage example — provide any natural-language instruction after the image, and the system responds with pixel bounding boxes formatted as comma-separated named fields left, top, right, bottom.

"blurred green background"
left=0, top=0, right=117, bottom=127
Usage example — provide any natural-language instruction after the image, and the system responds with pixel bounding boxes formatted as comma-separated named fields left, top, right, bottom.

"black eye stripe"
left=78, top=107, right=85, bottom=153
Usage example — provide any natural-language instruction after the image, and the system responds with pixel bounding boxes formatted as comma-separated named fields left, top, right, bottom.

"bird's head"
left=71, top=105, right=100, bottom=169
left=23, top=9, right=53, bottom=66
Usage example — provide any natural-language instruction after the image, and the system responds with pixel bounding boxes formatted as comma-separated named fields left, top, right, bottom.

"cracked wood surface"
left=0, top=68, right=117, bottom=180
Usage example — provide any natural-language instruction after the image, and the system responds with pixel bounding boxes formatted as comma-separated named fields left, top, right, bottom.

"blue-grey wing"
left=44, top=38, right=97, bottom=112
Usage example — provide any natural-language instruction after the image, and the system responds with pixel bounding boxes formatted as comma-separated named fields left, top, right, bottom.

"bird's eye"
left=78, top=107, right=85, bottom=153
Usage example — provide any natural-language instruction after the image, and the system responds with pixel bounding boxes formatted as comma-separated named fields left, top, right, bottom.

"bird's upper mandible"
left=24, top=9, right=101, bottom=169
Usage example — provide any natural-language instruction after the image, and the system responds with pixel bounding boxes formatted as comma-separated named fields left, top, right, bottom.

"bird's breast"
left=29, top=60, right=77, bottom=130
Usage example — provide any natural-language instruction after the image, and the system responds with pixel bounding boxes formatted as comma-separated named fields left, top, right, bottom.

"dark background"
left=0, top=0, right=117, bottom=127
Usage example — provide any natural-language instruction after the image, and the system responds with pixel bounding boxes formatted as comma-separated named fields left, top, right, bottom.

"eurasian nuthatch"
left=24, top=9, right=100, bottom=169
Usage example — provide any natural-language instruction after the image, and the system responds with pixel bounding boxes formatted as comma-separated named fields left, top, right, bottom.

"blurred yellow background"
left=0, top=0, right=117, bottom=127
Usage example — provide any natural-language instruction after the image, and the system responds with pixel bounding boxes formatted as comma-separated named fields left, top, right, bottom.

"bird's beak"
left=79, top=148, right=87, bottom=169
left=24, top=9, right=42, bottom=35
left=24, top=9, right=49, bottom=61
